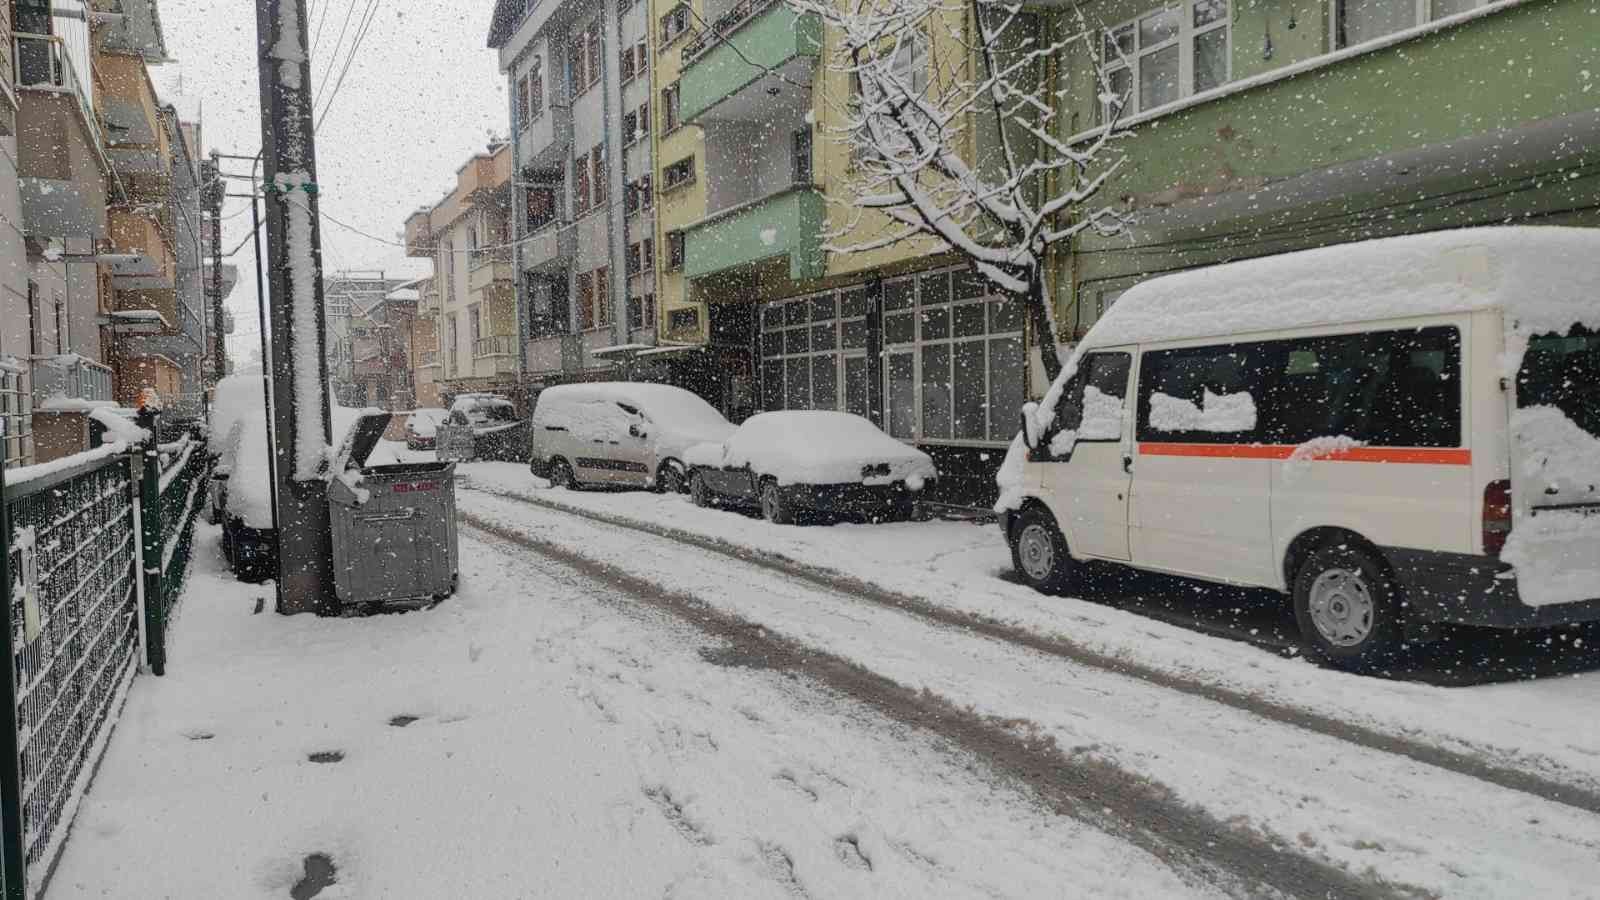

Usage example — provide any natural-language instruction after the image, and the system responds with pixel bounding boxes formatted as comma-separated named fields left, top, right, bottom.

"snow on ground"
left=457, top=488, right=1600, bottom=898
left=50, top=523, right=1202, bottom=899
left=445, top=455, right=1600, bottom=797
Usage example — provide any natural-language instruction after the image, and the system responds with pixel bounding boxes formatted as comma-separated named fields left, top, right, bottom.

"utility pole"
left=255, top=0, right=336, bottom=615
left=202, top=154, right=227, bottom=382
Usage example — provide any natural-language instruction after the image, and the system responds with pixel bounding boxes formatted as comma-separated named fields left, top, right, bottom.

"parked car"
left=529, top=383, right=737, bottom=492
left=684, top=411, right=936, bottom=524
left=404, top=407, right=448, bottom=450
left=436, top=394, right=527, bottom=462
left=1001, top=227, right=1600, bottom=670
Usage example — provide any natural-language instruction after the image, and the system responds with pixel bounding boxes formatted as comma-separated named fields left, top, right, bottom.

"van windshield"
left=1517, top=326, right=1600, bottom=438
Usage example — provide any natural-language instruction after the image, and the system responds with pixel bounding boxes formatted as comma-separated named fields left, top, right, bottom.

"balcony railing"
left=14, top=33, right=104, bottom=151
left=682, top=0, right=779, bottom=64
left=30, top=355, right=115, bottom=405
left=473, top=335, right=517, bottom=358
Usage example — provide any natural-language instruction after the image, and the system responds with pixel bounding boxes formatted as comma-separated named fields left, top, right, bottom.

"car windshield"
left=14, top=5, right=1600, bottom=899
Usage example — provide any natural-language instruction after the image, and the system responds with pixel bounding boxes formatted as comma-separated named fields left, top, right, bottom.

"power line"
left=315, top=0, right=383, bottom=130
left=314, top=0, right=362, bottom=107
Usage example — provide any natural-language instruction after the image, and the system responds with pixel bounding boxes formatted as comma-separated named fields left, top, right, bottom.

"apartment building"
left=410, top=275, right=442, bottom=408
left=323, top=271, right=406, bottom=405
left=1052, top=0, right=1600, bottom=334
left=403, top=143, right=521, bottom=405
left=488, top=0, right=663, bottom=392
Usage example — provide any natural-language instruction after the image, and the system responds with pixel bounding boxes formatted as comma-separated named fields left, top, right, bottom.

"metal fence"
left=0, top=430, right=210, bottom=899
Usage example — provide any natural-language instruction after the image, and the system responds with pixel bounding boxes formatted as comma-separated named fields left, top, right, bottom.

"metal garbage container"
left=327, top=412, right=460, bottom=607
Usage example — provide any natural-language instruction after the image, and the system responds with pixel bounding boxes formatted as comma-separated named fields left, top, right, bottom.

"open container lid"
left=330, top=411, right=393, bottom=473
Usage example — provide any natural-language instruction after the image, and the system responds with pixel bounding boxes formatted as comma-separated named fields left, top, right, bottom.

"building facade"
left=403, top=143, right=521, bottom=406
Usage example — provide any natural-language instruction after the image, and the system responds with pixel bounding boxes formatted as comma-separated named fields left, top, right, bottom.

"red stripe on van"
left=1137, top=443, right=1472, bottom=465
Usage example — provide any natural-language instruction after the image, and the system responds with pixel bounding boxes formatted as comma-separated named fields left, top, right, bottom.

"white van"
left=999, top=227, right=1600, bottom=669
left=529, top=382, right=736, bottom=493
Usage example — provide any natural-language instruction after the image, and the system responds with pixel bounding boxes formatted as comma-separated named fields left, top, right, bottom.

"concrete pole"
left=255, top=0, right=336, bottom=615
left=205, top=155, right=227, bottom=382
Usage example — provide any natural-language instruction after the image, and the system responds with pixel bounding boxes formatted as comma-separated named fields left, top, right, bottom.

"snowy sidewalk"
left=48, top=524, right=1199, bottom=899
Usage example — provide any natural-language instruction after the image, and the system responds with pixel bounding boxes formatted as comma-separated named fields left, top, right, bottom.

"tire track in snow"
left=461, top=513, right=1401, bottom=900
left=462, top=483, right=1600, bottom=819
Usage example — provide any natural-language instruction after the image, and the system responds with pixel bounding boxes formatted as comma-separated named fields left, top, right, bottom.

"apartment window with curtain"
left=660, top=4, right=690, bottom=44
left=577, top=272, right=595, bottom=329
left=594, top=266, right=611, bottom=327
left=517, top=77, right=531, bottom=129
left=635, top=41, right=648, bottom=78
left=666, top=230, right=685, bottom=271
left=620, top=46, right=636, bottom=83
left=1100, top=1, right=1229, bottom=121
left=585, top=21, right=602, bottom=89
left=567, top=39, right=586, bottom=98
left=628, top=293, right=656, bottom=331
left=792, top=128, right=813, bottom=185
left=662, top=155, right=694, bottom=191
left=440, top=239, right=455, bottom=303
left=527, top=58, right=543, bottom=120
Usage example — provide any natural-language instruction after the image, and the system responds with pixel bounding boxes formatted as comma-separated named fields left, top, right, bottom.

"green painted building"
left=1055, top=0, right=1600, bottom=335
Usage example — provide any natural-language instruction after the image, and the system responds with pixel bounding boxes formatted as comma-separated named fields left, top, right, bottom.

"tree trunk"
left=1024, top=268, right=1063, bottom=383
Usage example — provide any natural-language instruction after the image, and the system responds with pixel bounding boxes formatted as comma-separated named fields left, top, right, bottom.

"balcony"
left=519, top=105, right=571, bottom=172
left=107, top=208, right=176, bottom=290
left=684, top=185, right=824, bottom=290
left=456, top=147, right=511, bottom=206
left=97, top=51, right=171, bottom=201
left=468, top=252, right=514, bottom=292
left=15, top=33, right=109, bottom=240
left=522, top=220, right=574, bottom=273
left=473, top=334, right=518, bottom=359
left=404, top=208, right=434, bottom=257
left=30, top=355, right=114, bottom=406
left=679, top=0, right=819, bottom=123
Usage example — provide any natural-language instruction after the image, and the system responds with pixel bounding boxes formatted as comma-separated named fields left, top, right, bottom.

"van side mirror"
left=1019, top=401, right=1041, bottom=451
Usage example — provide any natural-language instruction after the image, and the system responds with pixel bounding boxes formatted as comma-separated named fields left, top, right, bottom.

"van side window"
left=1259, top=326, right=1461, bottom=447
left=1516, top=325, right=1598, bottom=438
left=1137, top=344, right=1264, bottom=443
left=1052, top=352, right=1131, bottom=451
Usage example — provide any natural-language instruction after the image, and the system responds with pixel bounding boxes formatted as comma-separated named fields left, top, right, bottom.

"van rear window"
left=1517, top=326, right=1600, bottom=438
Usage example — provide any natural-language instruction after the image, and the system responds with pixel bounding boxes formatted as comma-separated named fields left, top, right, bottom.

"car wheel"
left=1010, top=506, right=1076, bottom=593
left=549, top=458, right=576, bottom=490
left=657, top=464, right=686, bottom=495
left=690, top=472, right=714, bottom=508
left=760, top=481, right=795, bottom=525
left=1292, top=541, right=1405, bottom=671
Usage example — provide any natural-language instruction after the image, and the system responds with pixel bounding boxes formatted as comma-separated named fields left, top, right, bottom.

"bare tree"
left=786, top=0, right=1127, bottom=379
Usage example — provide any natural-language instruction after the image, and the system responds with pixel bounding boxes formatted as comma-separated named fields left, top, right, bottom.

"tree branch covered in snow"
left=788, top=0, right=1129, bottom=377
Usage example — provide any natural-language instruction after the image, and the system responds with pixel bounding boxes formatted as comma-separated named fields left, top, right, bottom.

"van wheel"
left=657, top=464, right=686, bottom=495
left=1010, top=506, right=1076, bottom=593
left=548, top=459, right=576, bottom=490
left=760, top=481, right=795, bottom=525
left=690, top=472, right=714, bottom=508
left=1293, top=542, right=1405, bottom=671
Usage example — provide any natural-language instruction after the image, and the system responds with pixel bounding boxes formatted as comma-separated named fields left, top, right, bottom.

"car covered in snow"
left=530, top=382, right=736, bottom=493
left=684, top=411, right=936, bottom=524
left=1001, top=226, right=1600, bottom=671
left=404, top=407, right=448, bottom=450
left=436, top=394, right=527, bottom=462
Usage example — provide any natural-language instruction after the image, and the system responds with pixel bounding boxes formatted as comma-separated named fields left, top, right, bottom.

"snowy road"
left=48, top=448, right=1600, bottom=898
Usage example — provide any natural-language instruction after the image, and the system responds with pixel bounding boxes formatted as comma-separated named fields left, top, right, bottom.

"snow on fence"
left=0, top=432, right=211, bottom=899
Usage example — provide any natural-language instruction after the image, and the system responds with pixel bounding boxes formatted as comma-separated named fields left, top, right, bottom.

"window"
left=639, top=174, right=653, bottom=209
left=626, top=241, right=643, bottom=276
left=517, top=76, right=532, bottom=129
left=620, top=45, right=636, bottom=83
left=888, top=269, right=1024, bottom=442
left=628, top=293, right=656, bottom=331
left=440, top=239, right=455, bottom=303
left=574, top=150, right=591, bottom=212
left=1258, top=327, right=1463, bottom=448
left=1518, top=325, right=1600, bottom=439
left=1, top=368, right=33, bottom=468
left=636, top=41, right=649, bottom=77
left=661, top=82, right=680, bottom=132
left=593, top=266, right=611, bottom=327
left=585, top=21, right=602, bottom=89
left=661, top=4, right=691, bottom=44
left=526, top=185, right=557, bottom=231
left=641, top=238, right=654, bottom=272
left=1100, top=0, right=1229, bottom=121
left=528, top=59, right=544, bottom=117
left=590, top=143, right=607, bottom=208
left=665, top=230, right=685, bottom=271
left=637, top=101, right=650, bottom=142
left=1137, top=343, right=1262, bottom=442
left=668, top=307, right=699, bottom=335
left=622, top=110, right=638, bottom=146
left=890, top=29, right=930, bottom=96
left=625, top=176, right=651, bottom=215
left=446, top=313, right=459, bottom=374
left=1333, top=0, right=1487, bottom=48
left=1047, top=353, right=1132, bottom=456
left=567, top=38, right=586, bottom=97
left=527, top=272, right=569, bottom=338
left=662, top=155, right=694, bottom=191
left=792, top=128, right=812, bottom=185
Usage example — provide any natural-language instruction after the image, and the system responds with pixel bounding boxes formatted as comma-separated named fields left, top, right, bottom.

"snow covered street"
left=45, top=450, right=1600, bottom=898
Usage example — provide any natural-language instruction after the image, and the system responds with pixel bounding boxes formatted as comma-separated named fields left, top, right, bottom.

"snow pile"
left=1503, top=405, right=1600, bottom=606
left=335, top=468, right=370, bottom=505
left=1282, top=436, right=1366, bottom=481
left=89, top=408, right=149, bottom=445
left=711, top=411, right=936, bottom=487
left=993, top=434, right=1030, bottom=512
left=3, top=443, right=129, bottom=489
left=36, top=395, right=118, bottom=413
left=277, top=173, right=324, bottom=480
left=210, top=373, right=275, bottom=528
left=1148, top=390, right=1257, bottom=434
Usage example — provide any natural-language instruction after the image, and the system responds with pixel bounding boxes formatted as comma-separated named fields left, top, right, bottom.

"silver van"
left=529, top=383, right=735, bottom=492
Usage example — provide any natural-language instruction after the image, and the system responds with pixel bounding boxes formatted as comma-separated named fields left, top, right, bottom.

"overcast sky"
left=150, top=1, right=507, bottom=361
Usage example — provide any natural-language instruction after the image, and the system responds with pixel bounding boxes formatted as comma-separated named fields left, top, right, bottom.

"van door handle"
left=1122, top=455, right=1133, bottom=473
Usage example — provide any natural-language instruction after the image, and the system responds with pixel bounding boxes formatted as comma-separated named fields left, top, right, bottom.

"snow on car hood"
left=702, top=411, right=937, bottom=487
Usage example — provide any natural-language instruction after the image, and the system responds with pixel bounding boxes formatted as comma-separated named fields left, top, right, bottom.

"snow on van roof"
left=1081, top=226, right=1600, bottom=353
left=537, top=382, right=727, bottom=427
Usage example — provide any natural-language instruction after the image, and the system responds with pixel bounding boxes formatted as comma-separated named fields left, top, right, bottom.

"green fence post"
left=0, top=441, right=30, bottom=900
left=139, top=438, right=165, bottom=677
